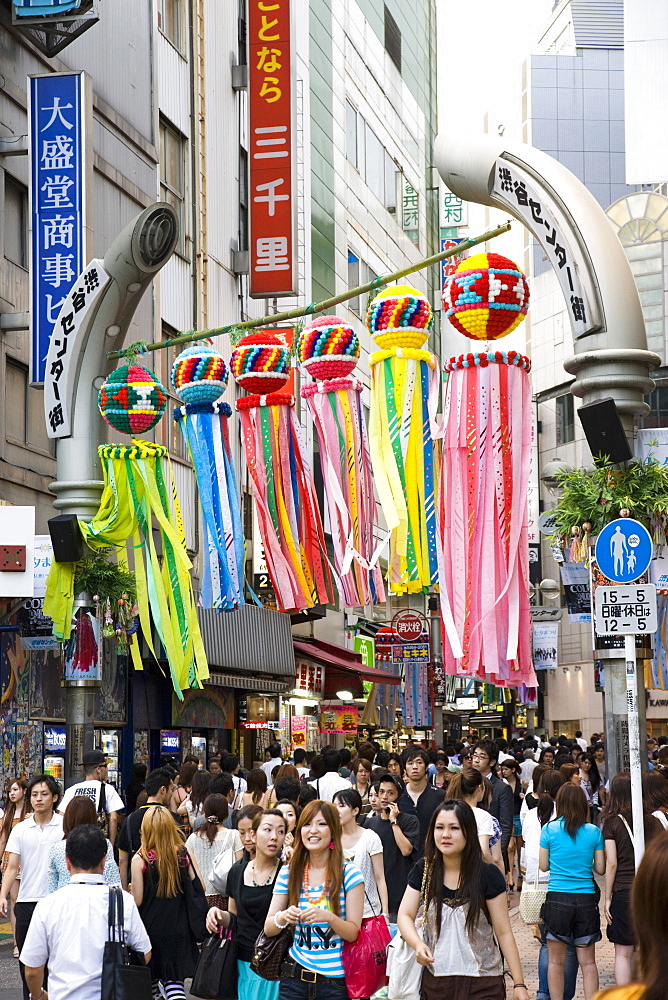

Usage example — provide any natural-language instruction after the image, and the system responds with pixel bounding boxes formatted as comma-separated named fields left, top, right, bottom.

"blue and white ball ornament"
left=171, top=342, right=229, bottom=405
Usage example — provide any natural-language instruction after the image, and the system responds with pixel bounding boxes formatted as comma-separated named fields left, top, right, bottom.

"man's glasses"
left=471, top=752, right=489, bottom=761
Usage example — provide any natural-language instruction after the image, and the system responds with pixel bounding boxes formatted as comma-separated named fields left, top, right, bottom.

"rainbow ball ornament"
left=229, top=332, right=290, bottom=395
left=98, top=364, right=168, bottom=434
left=443, top=252, right=530, bottom=341
left=366, top=284, right=433, bottom=350
left=298, top=316, right=360, bottom=380
left=171, top=342, right=229, bottom=404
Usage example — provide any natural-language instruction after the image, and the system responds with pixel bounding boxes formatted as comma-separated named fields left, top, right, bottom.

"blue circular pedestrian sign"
left=595, top=518, right=653, bottom=584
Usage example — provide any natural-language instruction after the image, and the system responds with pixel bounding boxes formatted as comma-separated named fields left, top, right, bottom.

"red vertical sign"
left=248, top=0, right=297, bottom=298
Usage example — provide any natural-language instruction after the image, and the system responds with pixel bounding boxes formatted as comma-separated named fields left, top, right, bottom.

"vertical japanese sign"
left=439, top=183, right=467, bottom=228
left=29, top=72, right=90, bottom=385
left=440, top=238, right=464, bottom=298
left=402, top=179, right=420, bottom=248
left=248, top=0, right=297, bottom=298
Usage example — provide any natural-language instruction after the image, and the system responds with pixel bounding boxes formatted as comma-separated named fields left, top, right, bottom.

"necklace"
left=303, top=861, right=330, bottom=906
left=250, top=859, right=278, bottom=886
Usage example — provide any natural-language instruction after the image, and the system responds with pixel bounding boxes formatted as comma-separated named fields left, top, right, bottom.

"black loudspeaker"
left=48, top=514, right=86, bottom=563
left=577, top=397, right=633, bottom=465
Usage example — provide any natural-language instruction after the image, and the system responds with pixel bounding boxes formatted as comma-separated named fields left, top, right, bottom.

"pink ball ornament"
left=298, top=316, right=360, bottom=380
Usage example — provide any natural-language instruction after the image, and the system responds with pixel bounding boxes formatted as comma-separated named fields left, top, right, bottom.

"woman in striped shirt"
left=265, top=799, right=364, bottom=998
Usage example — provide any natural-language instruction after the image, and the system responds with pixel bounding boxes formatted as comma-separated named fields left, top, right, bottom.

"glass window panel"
left=5, top=361, right=27, bottom=443
left=384, top=151, right=397, bottom=213
left=4, top=178, right=27, bottom=268
left=346, top=101, right=358, bottom=168
left=365, top=125, right=384, bottom=203
left=348, top=251, right=360, bottom=315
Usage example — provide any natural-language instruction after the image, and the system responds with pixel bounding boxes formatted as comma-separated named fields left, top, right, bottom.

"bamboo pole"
left=107, top=220, right=512, bottom=360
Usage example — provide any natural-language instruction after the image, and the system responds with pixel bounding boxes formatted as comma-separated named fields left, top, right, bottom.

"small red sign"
left=393, top=611, right=426, bottom=643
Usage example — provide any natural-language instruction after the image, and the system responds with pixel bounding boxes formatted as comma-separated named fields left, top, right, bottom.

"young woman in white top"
left=448, top=770, right=505, bottom=878
left=184, top=793, right=243, bottom=904
left=333, top=787, right=389, bottom=919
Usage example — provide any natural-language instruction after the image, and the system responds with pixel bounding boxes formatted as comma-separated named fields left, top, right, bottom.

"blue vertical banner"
left=29, top=72, right=87, bottom=385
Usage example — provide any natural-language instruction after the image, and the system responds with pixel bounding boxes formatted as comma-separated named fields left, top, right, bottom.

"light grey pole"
left=49, top=204, right=178, bottom=785
left=434, top=131, right=660, bottom=776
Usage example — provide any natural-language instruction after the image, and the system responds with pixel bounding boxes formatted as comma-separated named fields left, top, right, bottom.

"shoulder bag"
left=191, top=916, right=238, bottom=1000
left=251, top=863, right=292, bottom=981
left=97, top=781, right=110, bottom=838
left=519, top=866, right=548, bottom=925
left=342, top=880, right=392, bottom=1000
left=101, top=886, right=152, bottom=1000
left=387, top=860, right=428, bottom=1000
left=182, top=851, right=209, bottom=942
left=210, top=832, right=238, bottom=896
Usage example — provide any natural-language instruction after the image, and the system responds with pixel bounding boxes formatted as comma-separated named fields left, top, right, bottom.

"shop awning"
left=198, top=604, right=295, bottom=677
left=292, top=638, right=401, bottom=685
left=203, top=673, right=292, bottom=694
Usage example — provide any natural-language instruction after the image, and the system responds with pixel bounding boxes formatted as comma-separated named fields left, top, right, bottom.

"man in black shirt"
left=471, top=739, right=513, bottom=866
left=364, top=774, right=419, bottom=933
left=397, top=747, right=445, bottom=856
left=117, top=768, right=175, bottom=887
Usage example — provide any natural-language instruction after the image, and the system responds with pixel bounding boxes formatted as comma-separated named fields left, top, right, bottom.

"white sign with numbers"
left=594, top=584, right=657, bottom=636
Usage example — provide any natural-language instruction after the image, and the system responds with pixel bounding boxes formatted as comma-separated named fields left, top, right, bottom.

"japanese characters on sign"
left=594, top=584, right=658, bottom=636
left=320, top=704, right=358, bottom=734
left=294, top=660, right=324, bottom=699
left=248, top=0, right=297, bottom=298
left=29, top=73, right=89, bottom=384
left=492, top=157, right=601, bottom=339
left=44, top=259, right=111, bottom=438
left=439, top=183, right=467, bottom=228
left=440, top=238, right=464, bottom=297
left=402, top=178, right=420, bottom=248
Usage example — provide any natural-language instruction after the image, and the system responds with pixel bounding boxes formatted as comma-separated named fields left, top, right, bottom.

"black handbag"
left=191, top=920, right=238, bottom=1000
left=251, top=924, right=293, bottom=981
left=101, top=886, right=152, bottom=1000
left=182, top=854, right=209, bottom=942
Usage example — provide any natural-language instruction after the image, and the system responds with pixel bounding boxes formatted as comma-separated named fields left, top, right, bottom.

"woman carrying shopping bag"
left=206, top=808, right=287, bottom=1000
left=397, top=799, right=529, bottom=1000
left=264, top=799, right=364, bottom=1000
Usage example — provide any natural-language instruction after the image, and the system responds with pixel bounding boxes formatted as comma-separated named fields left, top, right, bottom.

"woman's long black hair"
left=579, top=753, right=602, bottom=793
left=423, top=799, right=486, bottom=935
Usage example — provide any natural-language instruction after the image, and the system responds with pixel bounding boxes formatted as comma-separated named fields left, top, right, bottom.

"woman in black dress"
left=207, top=808, right=287, bottom=1000
left=130, top=805, right=206, bottom=1000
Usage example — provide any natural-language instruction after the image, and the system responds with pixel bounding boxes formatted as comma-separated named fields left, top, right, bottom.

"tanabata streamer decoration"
left=366, top=284, right=440, bottom=595
left=98, top=363, right=168, bottom=434
left=172, top=344, right=244, bottom=611
left=230, top=332, right=333, bottom=612
left=443, top=253, right=530, bottom=341
left=299, top=316, right=385, bottom=607
left=437, top=351, right=537, bottom=688
left=43, top=441, right=208, bottom=697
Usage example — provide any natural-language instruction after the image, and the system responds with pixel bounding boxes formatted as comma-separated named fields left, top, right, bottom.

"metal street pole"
left=625, top=631, right=645, bottom=868
left=47, top=204, right=178, bottom=785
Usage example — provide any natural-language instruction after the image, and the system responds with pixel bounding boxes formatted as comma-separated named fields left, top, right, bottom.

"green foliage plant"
left=73, top=549, right=137, bottom=604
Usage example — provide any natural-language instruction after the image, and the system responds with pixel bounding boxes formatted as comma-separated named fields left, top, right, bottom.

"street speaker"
left=577, top=397, right=632, bottom=465
left=47, top=514, right=86, bottom=563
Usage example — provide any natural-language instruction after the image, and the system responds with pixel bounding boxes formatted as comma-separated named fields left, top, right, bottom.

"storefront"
left=646, top=690, right=668, bottom=737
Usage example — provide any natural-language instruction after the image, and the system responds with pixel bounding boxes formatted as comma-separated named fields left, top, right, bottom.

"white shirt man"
left=260, top=745, right=283, bottom=786
left=21, top=825, right=150, bottom=1000
left=58, top=750, right=124, bottom=846
left=308, top=751, right=351, bottom=801
left=520, top=752, right=537, bottom=787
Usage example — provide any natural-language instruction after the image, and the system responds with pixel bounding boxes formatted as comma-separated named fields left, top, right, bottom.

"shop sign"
left=248, top=0, right=297, bottom=297
left=391, top=642, right=430, bottom=663
left=161, top=730, right=180, bottom=753
left=559, top=561, right=591, bottom=624
left=647, top=691, right=668, bottom=719
left=440, top=238, right=464, bottom=297
left=392, top=610, right=429, bottom=643
left=293, top=660, right=324, bottom=699
left=33, top=535, right=54, bottom=599
left=44, top=725, right=66, bottom=753
left=401, top=178, right=420, bottom=248
left=439, top=182, right=467, bottom=228
left=29, top=71, right=90, bottom=384
left=456, top=697, right=479, bottom=711
left=18, top=597, right=60, bottom=650
left=353, top=635, right=375, bottom=668
left=320, top=704, right=358, bottom=734
left=291, top=715, right=307, bottom=745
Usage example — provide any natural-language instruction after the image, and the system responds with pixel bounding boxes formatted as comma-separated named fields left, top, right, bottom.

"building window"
left=4, top=176, right=28, bottom=268
left=348, top=251, right=361, bottom=315
left=159, top=119, right=186, bottom=255
left=5, top=360, right=27, bottom=443
left=384, top=150, right=398, bottom=214
left=365, top=124, right=385, bottom=204
left=158, top=0, right=184, bottom=50
left=643, top=383, right=668, bottom=429
left=239, top=148, right=249, bottom=252
left=346, top=100, right=358, bottom=168
left=384, top=5, right=402, bottom=73
left=556, top=393, right=574, bottom=446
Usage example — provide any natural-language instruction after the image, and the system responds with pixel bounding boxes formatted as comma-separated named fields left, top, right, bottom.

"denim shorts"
left=541, top=891, right=601, bottom=947
left=513, top=815, right=522, bottom=837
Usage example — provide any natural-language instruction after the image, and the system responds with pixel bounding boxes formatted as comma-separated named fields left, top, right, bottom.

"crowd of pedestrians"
left=0, top=729, right=668, bottom=1000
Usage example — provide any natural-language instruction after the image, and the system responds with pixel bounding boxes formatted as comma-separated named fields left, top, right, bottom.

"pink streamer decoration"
left=437, top=354, right=537, bottom=688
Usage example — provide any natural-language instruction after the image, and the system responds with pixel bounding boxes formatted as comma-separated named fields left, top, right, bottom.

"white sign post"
left=594, top=583, right=657, bottom=870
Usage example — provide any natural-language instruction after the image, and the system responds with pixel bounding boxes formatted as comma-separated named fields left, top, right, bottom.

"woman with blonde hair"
left=264, top=799, right=364, bottom=998
left=131, top=805, right=206, bottom=1000
left=0, top=778, right=28, bottom=957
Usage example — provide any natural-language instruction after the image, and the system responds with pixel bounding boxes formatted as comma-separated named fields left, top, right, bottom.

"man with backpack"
left=58, top=750, right=124, bottom=847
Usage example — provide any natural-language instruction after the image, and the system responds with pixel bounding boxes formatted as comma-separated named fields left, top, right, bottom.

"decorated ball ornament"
left=229, top=332, right=290, bottom=395
left=298, top=315, right=360, bottom=380
left=98, top=364, right=168, bottom=435
left=443, top=252, right=530, bottom=341
left=171, top=342, right=229, bottom=404
left=366, top=284, right=433, bottom=350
